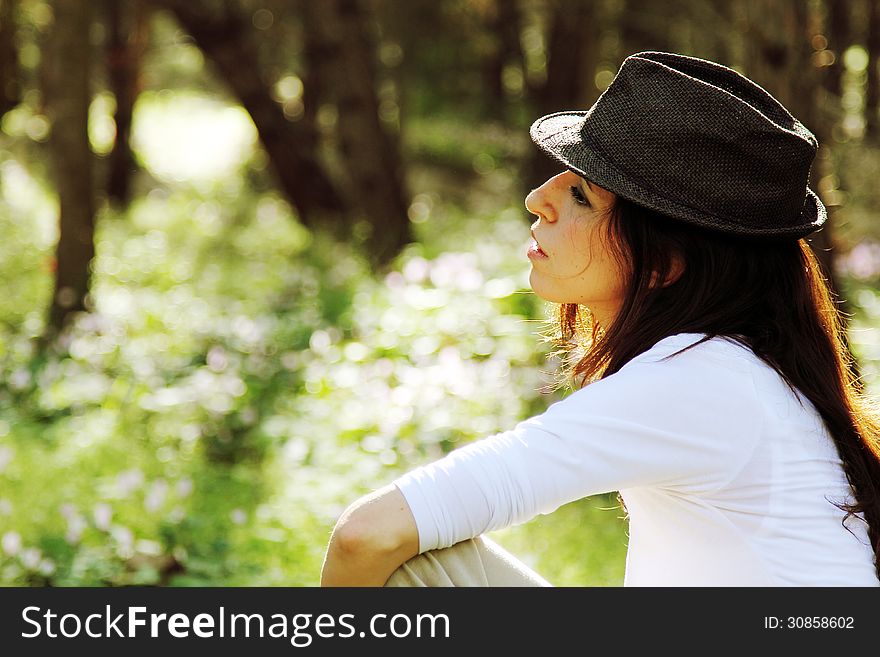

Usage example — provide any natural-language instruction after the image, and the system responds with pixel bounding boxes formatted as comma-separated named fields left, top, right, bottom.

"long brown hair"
left=545, top=195, right=880, bottom=580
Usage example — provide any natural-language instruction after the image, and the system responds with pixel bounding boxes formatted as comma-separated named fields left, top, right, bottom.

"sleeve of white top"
left=392, top=350, right=763, bottom=553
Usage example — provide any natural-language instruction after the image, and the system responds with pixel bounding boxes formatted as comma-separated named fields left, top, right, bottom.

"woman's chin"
left=528, top=271, right=564, bottom=303
left=528, top=286, right=565, bottom=304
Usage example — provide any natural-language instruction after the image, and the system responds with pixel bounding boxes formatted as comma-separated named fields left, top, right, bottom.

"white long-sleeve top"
left=391, top=332, right=879, bottom=586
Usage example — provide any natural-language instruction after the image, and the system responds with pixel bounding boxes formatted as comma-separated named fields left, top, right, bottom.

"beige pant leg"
left=384, top=535, right=553, bottom=587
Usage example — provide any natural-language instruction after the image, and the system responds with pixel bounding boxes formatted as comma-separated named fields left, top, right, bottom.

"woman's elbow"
left=321, top=485, right=420, bottom=586
left=331, top=484, right=420, bottom=557
left=330, top=512, right=381, bottom=557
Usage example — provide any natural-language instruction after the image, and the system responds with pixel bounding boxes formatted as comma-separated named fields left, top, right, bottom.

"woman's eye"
left=569, top=185, right=590, bottom=206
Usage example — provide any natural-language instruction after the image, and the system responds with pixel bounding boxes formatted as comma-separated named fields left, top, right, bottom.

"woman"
left=320, top=52, right=880, bottom=586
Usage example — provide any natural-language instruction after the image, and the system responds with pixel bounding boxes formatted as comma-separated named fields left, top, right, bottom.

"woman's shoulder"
left=568, top=332, right=762, bottom=413
left=623, top=332, right=761, bottom=373
left=581, top=331, right=768, bottom=416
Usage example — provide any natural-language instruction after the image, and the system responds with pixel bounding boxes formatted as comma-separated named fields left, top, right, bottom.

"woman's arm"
left=320, top=483, right=420, bottom=586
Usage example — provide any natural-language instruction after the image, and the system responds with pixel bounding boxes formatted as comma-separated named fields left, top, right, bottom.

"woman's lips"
left=529, top=230, right=548, bottom=258
left=527, top=239, right=548, bottom=259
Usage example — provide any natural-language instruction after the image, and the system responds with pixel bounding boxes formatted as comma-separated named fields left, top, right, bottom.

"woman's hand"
left=320, top=483, right=420, bottom=586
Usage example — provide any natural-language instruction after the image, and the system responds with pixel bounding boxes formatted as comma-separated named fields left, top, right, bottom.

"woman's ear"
left=665, top=253, right=685, bottom=287
left=650, top=254, right=685, bottom=288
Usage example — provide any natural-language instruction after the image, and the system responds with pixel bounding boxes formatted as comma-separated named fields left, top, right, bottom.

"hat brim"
left=529, top=111, right=826, bottom=240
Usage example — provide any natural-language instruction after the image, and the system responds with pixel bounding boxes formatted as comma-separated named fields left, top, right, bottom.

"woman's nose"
left=525, top=182, right=554, bottom=222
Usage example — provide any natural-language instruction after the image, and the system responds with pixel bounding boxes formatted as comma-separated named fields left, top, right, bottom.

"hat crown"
left=619, top=51, right=817, bottom=146
left=529, top=51, right=826, bottom=239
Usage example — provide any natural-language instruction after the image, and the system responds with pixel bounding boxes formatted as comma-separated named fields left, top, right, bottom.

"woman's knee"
left=384, top=536, right=552, bottom=587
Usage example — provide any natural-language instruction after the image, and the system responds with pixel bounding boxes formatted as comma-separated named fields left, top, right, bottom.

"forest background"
left=2, top=0, right=880, bottom=586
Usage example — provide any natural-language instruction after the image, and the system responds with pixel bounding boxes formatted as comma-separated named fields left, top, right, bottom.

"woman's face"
left=525, top=171, right=627, bottom=329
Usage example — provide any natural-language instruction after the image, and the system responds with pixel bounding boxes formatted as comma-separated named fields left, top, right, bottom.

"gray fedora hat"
left=529, top=51, right=826, bottom=239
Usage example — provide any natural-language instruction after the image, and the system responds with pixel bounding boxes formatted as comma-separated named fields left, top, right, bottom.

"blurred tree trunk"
left=865, top=0, right=880, bottom=139
left=42, top=0, right=96, bottom=334
left=822, top=0, right=849, bottom=99
left=818, top=0, right=850, bottom=147
left=742, top=0, right=859, bottom=382
left=0, top=0, right=20, bottom=116
left=482, top=0, right=524, bottom=115
left=299, top=0, right=328, bottom=161
left=526, top=0, right=600, bottom=190
left=105, top=0, right=149, bottom=206
left=302, top=0, right=411, bottom=266
left=620, top=0, right=674, bottom=56
left=153, top=0, right=345, bottom=228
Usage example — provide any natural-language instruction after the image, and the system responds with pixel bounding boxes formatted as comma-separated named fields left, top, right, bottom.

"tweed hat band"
left=530, top=51, right=826, bottom=239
